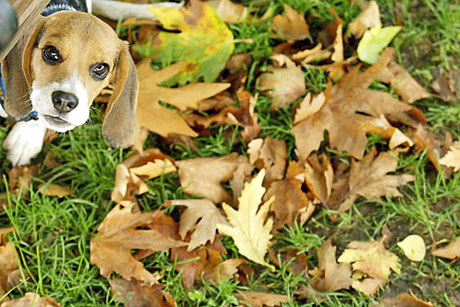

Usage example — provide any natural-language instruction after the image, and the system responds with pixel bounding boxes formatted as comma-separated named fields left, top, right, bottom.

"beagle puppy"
left=1, top=1, right=138, bottom=165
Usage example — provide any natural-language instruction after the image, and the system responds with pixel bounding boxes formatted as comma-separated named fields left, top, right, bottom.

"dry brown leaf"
left=331, top=22, right=344, bottom=63
left=231, top=161, right=254, bottom=202
left=202, top=257, right=244, bottom=284
left=293, top=92, right=326, bottom=124
left=135, top=59, right=230, bottom=141
left=176, top=153, right=248, bottom=204
left=236, top=290, right=289, bottom=307
left=207, top=0, right=249, bottom=23
left=269, top=248, right=308, bottom=275
left=431, top=74, right=458, bottom=103
left=304, top=153, right=333, bottom=205
left=109, top=278, right=175, bottom=307
left=308, top=238, right=353, bottom=292
left=338, top=237, right=401, bottom=280
left=348, top=1, right=381, bottom=38
left=378, top=60, right=431, bottom=104
left=111, top=163, right=149, bottom=203
left=440, top=141, right=460, bottom=172
left=362, top=115, right=413, bottom=150
left=169, top=199, right=228, bottom=251
left=431, top=238, right=460, bottom=260
left=257, top=55, right=306, bottom=110
left=130, top=159, right=176, bottom=179
left=352, top=277, right=385, bottom=296
left=90, top=204, right=186, bottom=284
left=382, top=292, right=433, bottom=307
left=292, top=43, right=332, bottom=63
left=248, top=137, right=287, bottom=184
left=38, top=183, right=75, bottom=198
left=265, top=161, right=309, bottom=228
left=271, top=4, right=310, bottom=42
left=293, top=56, right=411, bottom=161
left=0, top=228, right=18, bottom=299
left=0, top=293, right=60, bottom=307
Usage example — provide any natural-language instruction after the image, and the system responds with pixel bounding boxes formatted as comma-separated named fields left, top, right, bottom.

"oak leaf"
left=308, top=238, right=353, bottom=292
left=293, top=56, right=411, bottom=161
left=169, top=199, right=228, bottom=251
left=90, top=204, right=186, bottom=284
left=257, top=55, right=306, bottom=110
left=217, top=169, right=275, bottom=270
left=431, top=238, right=460, bottom=260
left=271, top=4, right=311, bottom=42
left=176, top=153, right=248, bottom=204
left=0, top=292, right=60, bottom=307
left=109, top=279, right=175, bottom=307
left=135, top=59, right=230, bottom=143
left=236, top=291, right=289, bottom=307
left=148, top=0, right=234, bottom=85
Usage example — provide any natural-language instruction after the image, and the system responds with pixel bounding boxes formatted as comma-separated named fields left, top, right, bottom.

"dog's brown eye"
left=90, top=63, right=109, bottom=81
left=42, top=46, right=61, bottom=65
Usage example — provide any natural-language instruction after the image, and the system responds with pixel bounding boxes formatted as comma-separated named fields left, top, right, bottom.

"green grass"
left=1, top=0, right=460, bottom=306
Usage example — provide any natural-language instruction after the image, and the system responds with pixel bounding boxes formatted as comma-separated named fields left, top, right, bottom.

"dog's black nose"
left=52, top=91, right=78, bottom=113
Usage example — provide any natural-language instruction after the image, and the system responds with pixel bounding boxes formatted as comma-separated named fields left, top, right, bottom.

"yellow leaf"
left=217, top=169, right=275, bottom=271
left=130, top=159, right=177, bottom=180
left=397, top=234, right=426, bottom=262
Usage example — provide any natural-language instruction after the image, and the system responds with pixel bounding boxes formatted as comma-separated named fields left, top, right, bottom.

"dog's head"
left=2, top=11, right=138, bottom=148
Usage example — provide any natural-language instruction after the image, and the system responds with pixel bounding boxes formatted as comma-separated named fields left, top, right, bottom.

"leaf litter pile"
left=1, top=0, right=459, bottom=306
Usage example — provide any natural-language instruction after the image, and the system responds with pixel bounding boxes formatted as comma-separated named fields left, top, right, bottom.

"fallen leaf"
left=358, top=25, right=401, bottom=64
left=331, top=21, right=344, bottom=63
left=135, top=59, right=230, bottom=141
left=176, top=153, right=248, bottom=204
left=362, top=115, right=413, bottom=150
left=292, top=56, right=411, bottom=161
left=257, top=55, right=306, bottom=110
left=0, top=228, right=18, bottom=299
left=109, top=279, right=175, bottom=307
left=217, top=169, right=275, bottom=270
left=248, top=137, right=287, bottom=183
left=38, top=183, right=75, bottom=198
left=292, top=43, right=331, bottom=64
left=348, top=1, right=381, bottom=38
left=0, top=292, right=60, bottom=307
left=352, top=277, right=385, bottom=296
left=308, top=238, right=353, bottom=291
left=130, top=159, right=176, bottom=180
left=293, top=92, right=326, bottom=124
left=236, top=290, right=289, bottom=307
left=90, top=204, right=186, bottom=284
left=431, top=74, right=458, bottom=103
left=169, top=199, right=228, bottom=251
left=304, top=153, right=333, bottom=205
left=202, top=257, right=244, bottom=284
left=207, top=0, right=249, bottom=23
left=397, top=234, right=426, bottom=262
left=431, top=238, right=460, bottom=260
left=265, top=161, right=309, bottom=228
left=440, top=141, right=460, bottom=172
left=382, top=292, right=433, bottom=307
left=148, top=0, right=234, bottom=85
left=111, top=163, right=149, bottom=203
left=338, top=237, right=401, bottom=280
left=271, top=4, right=311, bottom=42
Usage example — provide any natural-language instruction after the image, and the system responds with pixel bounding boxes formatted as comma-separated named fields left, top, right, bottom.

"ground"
left=0, top=0, right=459, bottom=306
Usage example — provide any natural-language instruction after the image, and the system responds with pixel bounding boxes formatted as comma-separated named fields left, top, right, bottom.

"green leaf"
left=147, top=0, right=234, bottom=85
left=357, top=26, right=401, bottom=64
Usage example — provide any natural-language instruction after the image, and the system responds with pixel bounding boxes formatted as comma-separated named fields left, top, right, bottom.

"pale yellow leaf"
left=397, top=234, right=426, bottom=262
left=348, top=1, right=381, bottom=38
left=440, top=141, right=460, bottom=172
left=294, top=92, right=326, bottom=124
left=130, top=159, right=177, bottom=180
left=217, top=169, right=275, bottom=270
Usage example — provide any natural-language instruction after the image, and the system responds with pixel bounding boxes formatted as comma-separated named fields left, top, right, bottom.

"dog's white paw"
left=3, top=119, right=46, bottom=166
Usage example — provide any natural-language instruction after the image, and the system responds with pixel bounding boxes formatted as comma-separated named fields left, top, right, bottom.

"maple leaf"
left=431, top=238, right=460, bottom=260
left=176, top=153, right=248, bottom=204
left=0, top=292, right=61, bottom=307
left=147, top=0, right=234, bottom=85
left=338, top=237, right=401, bottom=281
left=308, top=237, right=353, bottom=292
left=109, top=279, right=175, bottom=307
left=135, top=59, right=230, bottom=143
left=271, top=4, right=311, bottom=42
left=348, top=1, right=381, bottom=38
left=440, top=141, right=460, bottom=172
left=264, top=161, right=309, bottom=228
left=217, top=169, right=275, bottom=271
left=90, top=204, right=186, bottom=284
left=292, top=55, right=411, bottom=161
left=236, top=291, right=289, bottom=307
left=169, top=199, right=228, bottom=251
left=257, top=55, right=306, bottom=110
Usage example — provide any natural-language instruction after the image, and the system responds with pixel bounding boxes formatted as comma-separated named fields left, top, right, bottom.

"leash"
left=0, top=65, right=39, bottom=122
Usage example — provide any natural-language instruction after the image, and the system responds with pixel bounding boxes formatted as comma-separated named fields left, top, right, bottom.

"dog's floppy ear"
left=2, top=16, right=44, bottom=118
left=102, top=42, right=139, bottom=148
